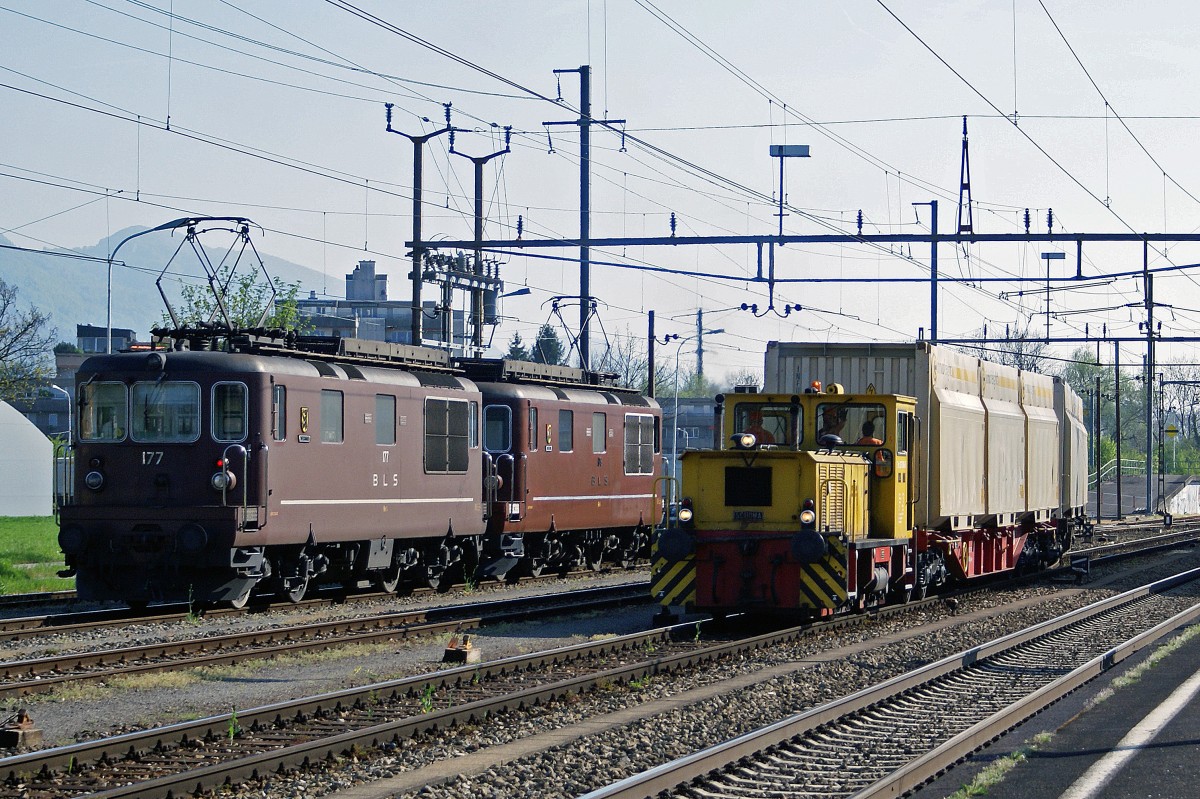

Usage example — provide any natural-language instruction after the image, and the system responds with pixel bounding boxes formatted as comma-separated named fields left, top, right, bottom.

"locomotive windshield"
left=131, top=381, right=201, bottom=443
left=79, top=381, right=129, bottom=441
left=816, top=402, right=887, bottom=446
left=734, top=403, right=796, bottom=446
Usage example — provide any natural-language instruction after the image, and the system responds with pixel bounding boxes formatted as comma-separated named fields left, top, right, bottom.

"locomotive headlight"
left=211, top=471, right=237, bottom=491
left=678, top=498, right=696, bottom=529
left=84, top=470, right=105, bottom=491
left=731, top=432, right=757, bottom=450
left=799, top=498, right=816, bottom=529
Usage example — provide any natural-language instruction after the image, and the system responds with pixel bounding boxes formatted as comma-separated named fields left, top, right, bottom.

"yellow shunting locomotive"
left=653, top=342, right=1089, bottom=619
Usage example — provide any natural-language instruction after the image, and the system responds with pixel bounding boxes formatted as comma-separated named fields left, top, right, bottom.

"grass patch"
left=0, top=516, right=73, bottom=595
left=949, top=626, right=1200, bottom=796
left=27, top=640, right=418, bottom=703
left=947, top=733, right=1055, bottom=798
left=1084, top=623, right=1200, bottom=711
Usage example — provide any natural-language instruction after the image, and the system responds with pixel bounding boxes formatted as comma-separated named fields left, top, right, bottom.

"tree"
left=504, top=332, right=529, bottom=361
left=972, top=321, right=1050, bottom=372
left=594, top=326, right=654, bottom=391
left=167, top=270, right=303, bottom=331
left=724, top=368, right=762, bottom=392
left=0, top=278, right=56, bottom=403
left=54, top=341, right=83, bottom=354
left=529, top=323, right=566, bottom=366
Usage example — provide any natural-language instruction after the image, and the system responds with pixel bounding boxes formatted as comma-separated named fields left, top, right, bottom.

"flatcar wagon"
left=652, top=341, right=1088, bottom=620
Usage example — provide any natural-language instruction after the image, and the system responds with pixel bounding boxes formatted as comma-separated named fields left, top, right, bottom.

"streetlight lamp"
left=770, top=144, right=810, bottom=238
left=1041, top=251, right=1066, bottom=342
left=48, top=384, right=71, bottom=444
left=669, top=329, right=725, bottom=508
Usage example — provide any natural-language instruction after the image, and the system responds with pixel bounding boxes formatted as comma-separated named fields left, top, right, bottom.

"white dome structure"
left=0, top=401, right=52, bottom=517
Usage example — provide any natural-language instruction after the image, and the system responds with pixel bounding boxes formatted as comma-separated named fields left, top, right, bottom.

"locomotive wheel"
left=228, top=584, right=253, bottom=610
left=283, top=576, right=309, bottom=603
left=374, top=565, right=402, bottom=594
left=425, top=563, right=447, bottom=592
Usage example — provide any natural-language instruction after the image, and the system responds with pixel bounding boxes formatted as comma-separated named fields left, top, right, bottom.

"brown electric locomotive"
left=57, top=332, right=662, bottom=608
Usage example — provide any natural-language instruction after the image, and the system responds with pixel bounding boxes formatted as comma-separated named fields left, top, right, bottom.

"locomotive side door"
left=213, top=381, right=263, bottom=527
left=863, top=397, right=916, bottom=542
left=483, top=402, right=522, bottom=521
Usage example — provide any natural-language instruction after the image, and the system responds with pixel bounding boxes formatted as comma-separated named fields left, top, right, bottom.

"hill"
left=0, top=226, right=333, bottom=343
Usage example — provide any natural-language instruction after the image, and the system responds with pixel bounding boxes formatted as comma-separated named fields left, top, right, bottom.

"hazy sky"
left=6, top=1, right=1200, bottom=380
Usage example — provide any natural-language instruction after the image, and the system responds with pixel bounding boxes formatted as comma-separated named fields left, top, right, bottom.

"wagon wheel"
left=283, top=575, right=309, bottom=603
left=374, top=564, right=402, bottom=594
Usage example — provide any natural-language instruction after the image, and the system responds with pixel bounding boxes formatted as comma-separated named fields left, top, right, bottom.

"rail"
left=581, top=567, right=1200, bottom=799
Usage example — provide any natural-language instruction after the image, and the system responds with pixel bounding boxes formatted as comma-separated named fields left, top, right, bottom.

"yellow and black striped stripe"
left=794, top=536, right=849, bottom=610
left=651, top=553, right=696, bottom=609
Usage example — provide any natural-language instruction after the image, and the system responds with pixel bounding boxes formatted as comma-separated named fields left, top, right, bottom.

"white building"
left=0, top=401, right=52, bottom=517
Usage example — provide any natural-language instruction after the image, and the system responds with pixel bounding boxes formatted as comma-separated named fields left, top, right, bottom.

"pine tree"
left=530, top=324, right=566, bottom=365
left=505, top=332, right=529, bottom=361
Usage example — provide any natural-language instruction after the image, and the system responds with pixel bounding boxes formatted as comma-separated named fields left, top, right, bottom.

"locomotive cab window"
left=483, top=404, right=512, bottom=453
left=624, top=413, right=655, bottom=475
left=80, top=381, right=128, bottom=441
left=817, top=402, right=887, bottom=446
left=897, top=411, right=910, bottom=454
left=469, top=400, right=479, bottom=448
left=131, top=381, right=200, bottom=443
left=425, top=398, right=470, bottom=473
left=272, top=385, right=286, bottom=441
left=375, top=394, right=396, bottom=446
left=320, top=389, right=344, bottom=443
left=591, top=412, right=606, bottom=454
left=212, top=383, right=248, bottom=442
left=735, top=403, right=794, bottom=446
left=559, top=409, right=574, bottom=452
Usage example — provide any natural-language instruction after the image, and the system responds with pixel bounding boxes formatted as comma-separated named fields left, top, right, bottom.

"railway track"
left=0, top=582, right=650, bottom=700
left=581, top=568, right=1200, bottom=799
left=1, top=519, right=1192, bottom=702
left=0, top=567, right=644, bottom=641
left=3, top=549, right=1196, bottom=798
left=0, top=570, right=1133, bottom=799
